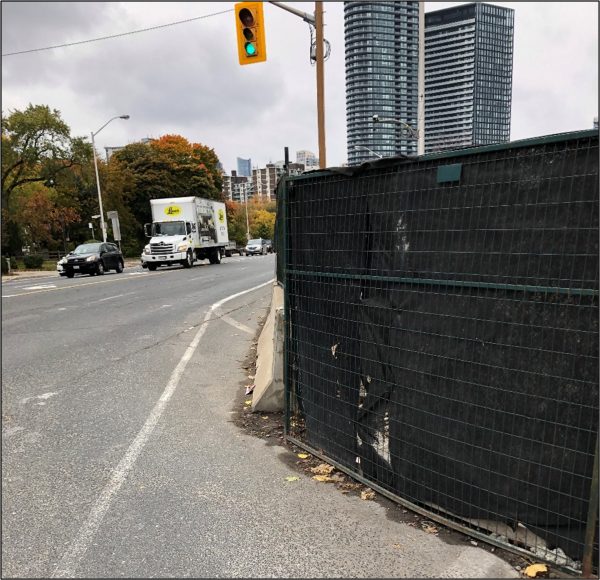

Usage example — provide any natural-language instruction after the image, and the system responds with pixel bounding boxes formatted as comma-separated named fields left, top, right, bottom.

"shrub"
left=23, top=254, right=44, bottom=269
left=1, top=257, right=8, bottom=274
left=10, top=257, right=18, bottom=270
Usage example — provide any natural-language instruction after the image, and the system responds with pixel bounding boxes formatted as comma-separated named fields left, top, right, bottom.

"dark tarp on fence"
left=284, top=131, right=599, bottom=568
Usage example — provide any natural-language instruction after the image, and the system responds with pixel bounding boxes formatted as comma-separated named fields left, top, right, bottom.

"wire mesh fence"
left=282, top=130, right=599, bottom=575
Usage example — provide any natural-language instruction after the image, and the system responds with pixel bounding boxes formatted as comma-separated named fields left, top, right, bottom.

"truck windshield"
left=152, top=221, right=186, bottom=236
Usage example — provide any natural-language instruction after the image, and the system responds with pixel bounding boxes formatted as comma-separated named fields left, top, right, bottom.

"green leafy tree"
left=1, top=104, right=91, bottom=253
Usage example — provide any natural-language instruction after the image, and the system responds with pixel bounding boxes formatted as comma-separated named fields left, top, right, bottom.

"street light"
left=352, top=145, right=383, bottom=159
left=91, top=114, right=130, bottom=242
left=372, top=114, right=419, bottom=140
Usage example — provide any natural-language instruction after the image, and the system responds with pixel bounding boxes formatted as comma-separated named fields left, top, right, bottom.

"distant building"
left=104, top=137, right=153, bottom=161
left=425, top=3, right=514, bottom=152
left=237, top=157, right=252, bottom=177
left=251, top=164, right=281, bottom=201
left=344, top=1, right=420, bottom=165
left=296, top=150, right=318, bottom=171
left=222, top=170, right=251, bottom=203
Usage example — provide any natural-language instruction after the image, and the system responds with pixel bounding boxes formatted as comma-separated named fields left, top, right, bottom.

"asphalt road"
left=2, top=254, right=518, bottom=578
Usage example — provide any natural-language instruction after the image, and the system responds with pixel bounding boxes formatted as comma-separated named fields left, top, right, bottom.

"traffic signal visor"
left=235, top=2, right=267, bottom=65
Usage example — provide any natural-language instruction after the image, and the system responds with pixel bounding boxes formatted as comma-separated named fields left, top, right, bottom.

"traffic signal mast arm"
left=268, top=2, right=315, bottom=25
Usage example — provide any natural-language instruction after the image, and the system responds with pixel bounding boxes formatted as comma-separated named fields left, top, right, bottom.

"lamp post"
left=372, top=114, right=419, bottom=139
left=352, top=145, right=383, bottom=159
left=91, top=114, right=130, bottom=242
left=244, top=185, right=251, bottom=241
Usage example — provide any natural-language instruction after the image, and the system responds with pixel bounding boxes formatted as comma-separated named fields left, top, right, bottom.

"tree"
left=1, top=104, right=91, bottom=253
left=1, top=104, right=91, bottom=210
left=110, top=135, right=224, bottom=251
left=252, top=209, right=276, bottom=239
left=226, top=201, right=250, bottom=245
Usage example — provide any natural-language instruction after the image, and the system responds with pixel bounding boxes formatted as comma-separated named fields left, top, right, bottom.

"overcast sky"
left=2, top=2, right=598, bottom=173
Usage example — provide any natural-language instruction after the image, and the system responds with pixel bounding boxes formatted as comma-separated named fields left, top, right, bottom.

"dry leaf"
left=361, top=489, right=376, bottom=500
left=525, top=564, right=548, bottom=578
left=262, top=416, right=269, bottom=420
left=244, top=400, right=252, bottom=406
left=421, top=521, right=439, bottom=534
left=311, top=463, right=334, bottom=476
left=393, top=543, right=402, bottom=550
left=285, top=476, right=300, bottom=482
left=313, top=475, right=336, bottom=483
left=297, top=453, right=309, bottom=459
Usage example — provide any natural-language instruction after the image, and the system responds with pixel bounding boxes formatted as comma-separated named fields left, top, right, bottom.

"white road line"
left=95, top=292, right=134, bottom=303
left=22, top=284, right=57, bottom=290
left=214, top=305, right=254, bottom=335
left=51, top=277, right=275, bottom=578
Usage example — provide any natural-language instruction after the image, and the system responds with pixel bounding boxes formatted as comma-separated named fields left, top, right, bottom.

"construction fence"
left=280, top=130, right=599, bottom=575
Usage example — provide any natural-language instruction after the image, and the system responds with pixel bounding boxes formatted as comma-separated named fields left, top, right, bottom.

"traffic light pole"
left=268, top=2, right=326, bottom=169
left=315, top=2, right=326, bottom=169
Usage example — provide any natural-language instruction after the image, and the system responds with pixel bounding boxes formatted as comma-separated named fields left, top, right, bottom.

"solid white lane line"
left=51, top=277, right=275, bottom=578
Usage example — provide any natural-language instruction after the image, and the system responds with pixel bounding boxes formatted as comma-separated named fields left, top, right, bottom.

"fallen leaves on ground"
left=312, top=473, right=344, bottom=484
left=361, top=489, right=376, bottom=501
left=421, top=521, right=439, bottom=534
left=524, top=564, right=548, bottom=578
left=297, top=453, right=309, bottom=459
left=244, top=400, right=252, bottom=406
left=285, top=476, right=300, bottom=482
left=393, top=543, right=402, bottom=550
left=311, top=463, right=334, bottom=476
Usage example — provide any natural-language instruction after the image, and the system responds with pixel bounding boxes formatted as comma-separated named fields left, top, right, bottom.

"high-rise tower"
left=425, top=3, right=514, bottom=152
left=345, top=1, right=420, bottom=165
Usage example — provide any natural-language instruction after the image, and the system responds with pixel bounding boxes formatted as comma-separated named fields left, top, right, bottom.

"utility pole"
left=269, top=2, right=326, bottom=168
left=315, top=2, right=326, bottom=168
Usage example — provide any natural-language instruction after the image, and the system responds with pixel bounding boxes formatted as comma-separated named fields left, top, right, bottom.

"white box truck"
left=141, top=196, right=229, bottom=270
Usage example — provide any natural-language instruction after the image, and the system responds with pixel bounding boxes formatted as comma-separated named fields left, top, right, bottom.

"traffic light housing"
left=234, top=2, right=267, bottom=65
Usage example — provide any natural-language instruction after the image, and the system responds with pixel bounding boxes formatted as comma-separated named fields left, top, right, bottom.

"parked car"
left=245, top=238, right=268, bottom=256
left=61, top=242, right=124, bottom=277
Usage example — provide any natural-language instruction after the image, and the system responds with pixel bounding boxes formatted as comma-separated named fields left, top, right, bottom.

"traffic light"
left=234, top=2, right=267, bottom=65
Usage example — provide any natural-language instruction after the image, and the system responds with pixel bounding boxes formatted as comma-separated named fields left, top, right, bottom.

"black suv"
left=62, top=242, right=124, bottom=277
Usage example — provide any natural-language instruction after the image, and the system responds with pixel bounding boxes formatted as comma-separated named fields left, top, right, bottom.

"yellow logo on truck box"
left=218, top=209, right=225, bottom=223
left=164, top=205, right=181, bottom=216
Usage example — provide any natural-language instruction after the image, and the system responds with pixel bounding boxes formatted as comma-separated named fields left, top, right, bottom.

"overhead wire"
left=2, top=8, right=234, bottom=57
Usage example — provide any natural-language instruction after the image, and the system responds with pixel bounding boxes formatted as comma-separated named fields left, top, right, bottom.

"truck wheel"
left=183, top=250, right=193, bottom=268
left=209, top=249, right=221, bottom=265
left=147, top=264, right=157, bottom=271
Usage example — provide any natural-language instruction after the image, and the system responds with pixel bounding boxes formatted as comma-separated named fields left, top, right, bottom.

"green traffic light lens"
left=245, top=42, right=257, bottom=56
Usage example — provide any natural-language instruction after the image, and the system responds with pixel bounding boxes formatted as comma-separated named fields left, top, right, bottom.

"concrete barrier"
left=252, top=283, right=284, bottom=412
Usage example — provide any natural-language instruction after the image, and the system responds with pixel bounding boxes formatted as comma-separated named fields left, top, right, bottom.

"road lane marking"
left=213, top=305, right=254, bottom=335
left=51, top=277, right=275, bottom=578
left=92, top=292, right=134, bottom=304
left=22, top=284, right=57, bottom=290
left=19, top=391, right=60, bottom=405
left=2, top=271, right=168, bottom=298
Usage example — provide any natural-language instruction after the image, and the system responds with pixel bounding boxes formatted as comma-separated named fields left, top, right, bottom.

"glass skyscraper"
left=236, top=157, right=252, bottom=177
left=344, top=1, right=420, bottom=165
left=424, top=3, right=514, bottom=152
